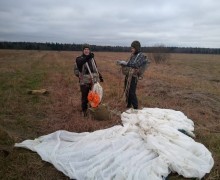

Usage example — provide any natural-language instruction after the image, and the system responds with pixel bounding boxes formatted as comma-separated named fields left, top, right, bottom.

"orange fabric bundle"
left=88, top=91, right=100, bottom=108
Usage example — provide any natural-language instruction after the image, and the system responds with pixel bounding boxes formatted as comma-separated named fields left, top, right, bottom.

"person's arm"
left=76, top=53, right=93, bottom=72
left=99, top=72, right=104, bottom=82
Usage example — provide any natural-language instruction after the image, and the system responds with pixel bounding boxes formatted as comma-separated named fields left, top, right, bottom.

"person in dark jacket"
left=124, top=40, right=147, bottom=109
left=76, top=44, right=103, bottom=116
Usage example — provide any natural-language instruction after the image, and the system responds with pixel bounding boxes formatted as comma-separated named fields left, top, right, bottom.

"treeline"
left=0, top=41, right=220, bottom=54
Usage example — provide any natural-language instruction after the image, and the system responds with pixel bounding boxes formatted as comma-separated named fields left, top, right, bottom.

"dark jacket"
left=76, top=54, right=103, bottom=82
left=76, top=54, right=96, bottom=74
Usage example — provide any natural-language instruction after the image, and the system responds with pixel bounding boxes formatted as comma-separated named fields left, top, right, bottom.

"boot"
left=126, top=104, right=132, bottom=108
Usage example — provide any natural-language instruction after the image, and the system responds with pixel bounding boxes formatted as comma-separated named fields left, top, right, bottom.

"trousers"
left=80, top=84, right=92, bottom=112
left=125, top=76, right=138, bottom=109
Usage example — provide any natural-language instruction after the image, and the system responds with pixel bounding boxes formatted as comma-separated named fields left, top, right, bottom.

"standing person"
left=75, top=44, right=103, bottom=116
left=124, top=40, right=147, bottom=109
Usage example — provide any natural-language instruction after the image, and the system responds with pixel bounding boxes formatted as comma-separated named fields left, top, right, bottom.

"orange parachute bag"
left=87, top=82, right=103, bottom=108
left=88, top=91, right=100, bottom=108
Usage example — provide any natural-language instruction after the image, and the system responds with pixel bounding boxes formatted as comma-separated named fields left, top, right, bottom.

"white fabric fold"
left=15, top=108, right=214, bottom=180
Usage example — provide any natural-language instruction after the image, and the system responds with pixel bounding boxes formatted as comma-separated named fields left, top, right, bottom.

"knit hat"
left=131, top=40, right=141, bottom=52
left=82, top=43, right=90, bottom=51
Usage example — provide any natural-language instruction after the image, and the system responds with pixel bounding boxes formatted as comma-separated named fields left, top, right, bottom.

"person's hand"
left=90, top=53, right=94, bottom=58
left=85, top=53, right=94, bottom=61
left=100, top=76, right=104, bottom=82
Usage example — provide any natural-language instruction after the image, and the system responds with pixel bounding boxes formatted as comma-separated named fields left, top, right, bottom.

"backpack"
left=137, top=58, right=150, bottom=78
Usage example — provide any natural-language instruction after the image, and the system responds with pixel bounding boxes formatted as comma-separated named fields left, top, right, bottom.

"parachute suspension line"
left=119, top=53, right=140, bottom=103
left=109, top=67, right=134, bottom=119
left=108, top=67, right=130, bottom=118
left=118, top=68, right=124, bottom=101
left=122, top=68, right=133, bottom=102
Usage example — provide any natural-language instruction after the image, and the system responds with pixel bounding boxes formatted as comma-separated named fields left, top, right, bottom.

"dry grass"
left=0, top=50, right=220, bottom=179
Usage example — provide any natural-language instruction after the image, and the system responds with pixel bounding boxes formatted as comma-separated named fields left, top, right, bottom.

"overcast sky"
left=0, top=0, right=220, bottom=48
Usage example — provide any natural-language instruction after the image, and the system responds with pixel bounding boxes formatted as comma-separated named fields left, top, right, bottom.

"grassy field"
left=0, top=50, right=220, bottom=179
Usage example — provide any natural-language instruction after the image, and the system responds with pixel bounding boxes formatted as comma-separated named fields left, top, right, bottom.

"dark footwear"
left=126, top=105, right=132, bottom=108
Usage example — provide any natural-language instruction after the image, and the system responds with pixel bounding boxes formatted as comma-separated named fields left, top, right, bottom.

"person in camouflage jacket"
left=124, top=40, right=147, bottom=109
left=76, top=44, right=103, bottom=116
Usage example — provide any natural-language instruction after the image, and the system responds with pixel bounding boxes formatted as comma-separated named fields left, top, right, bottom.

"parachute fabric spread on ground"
left=15, top=108, right=214, bottom=180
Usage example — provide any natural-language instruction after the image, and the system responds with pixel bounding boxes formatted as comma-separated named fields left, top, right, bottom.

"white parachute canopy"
left=15, top=108, right=214, bottom=180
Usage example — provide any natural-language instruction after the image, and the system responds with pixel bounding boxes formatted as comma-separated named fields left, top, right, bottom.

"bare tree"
left=151, top=44, right=170, bottom=64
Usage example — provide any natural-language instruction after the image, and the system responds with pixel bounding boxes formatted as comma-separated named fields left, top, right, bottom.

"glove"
left=85, top=53, right=94, bottom=61
left=90, top=53, right=94, bottom=58
left=100, top=76, right=104, bottom=82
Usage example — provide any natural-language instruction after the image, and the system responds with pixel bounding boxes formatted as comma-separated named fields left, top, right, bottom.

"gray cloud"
left=0, top=0, right=219, bottom=48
